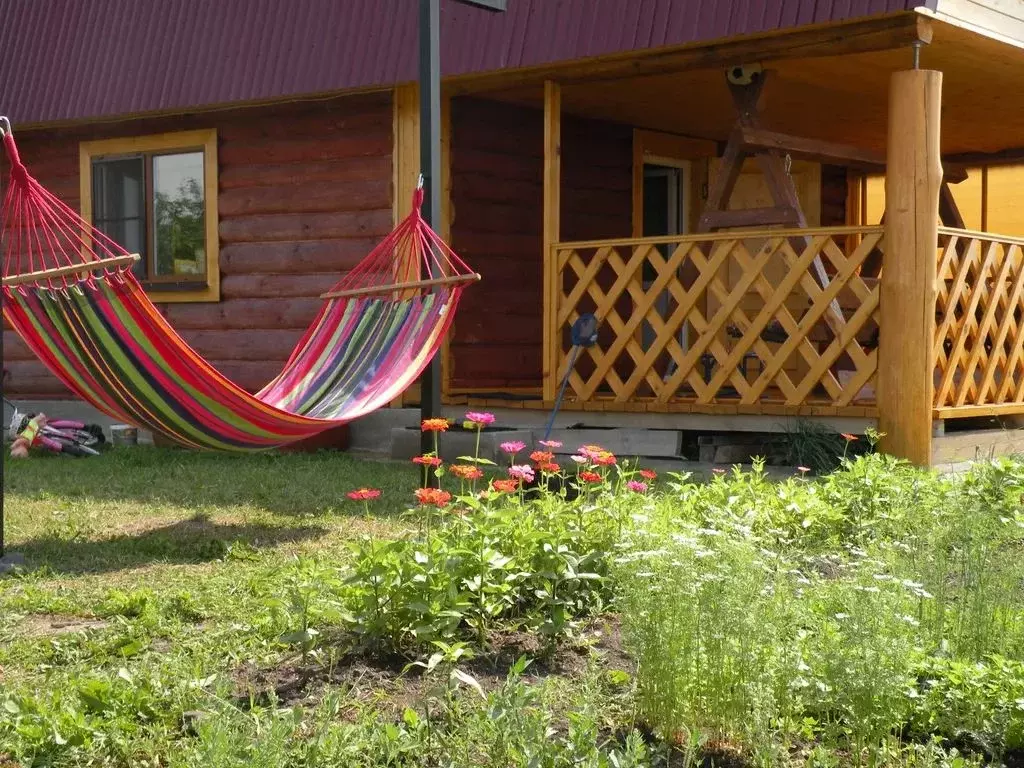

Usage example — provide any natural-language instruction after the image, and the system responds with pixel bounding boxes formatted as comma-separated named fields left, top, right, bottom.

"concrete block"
left=391, top=426, right=534, bottom=464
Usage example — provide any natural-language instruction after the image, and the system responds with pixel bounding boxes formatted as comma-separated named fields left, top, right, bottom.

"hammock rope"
left=1, top=123, right=479, bottom=451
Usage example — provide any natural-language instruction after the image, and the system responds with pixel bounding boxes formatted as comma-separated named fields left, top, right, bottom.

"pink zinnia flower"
left=712, top=468, right=726, bottom=475
left=797, top=466, right=811, bottom=474
left=626, top=480, right=648, bottom=493
left=538, top=439, right=562, bottom=448
left=508, top=464, right=535, bottom=483
left=569, top=455, right=587, bottom=464
left=578, top=444, right=606, bottom=460
left=500, top=440, right=526, bottom=455
left=464, top=412, right=496, bottom=428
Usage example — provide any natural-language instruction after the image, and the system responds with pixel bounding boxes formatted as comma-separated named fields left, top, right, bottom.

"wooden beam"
left=943, top=146, right=1024, bottom=167
left=2, top=254, right=141, bottom=286
left=392, top=83, right=421, bottom=407
left=739, top=126, right=885, bottom=169
left=878, top=69, right=942, bottom=466
left=449, top=14, right=934, bottom=94
left=320, top=272, right=481, bottom=300
left=700, top=205, right=802, bottom=230
left=542, top=80, right=562, bottom=403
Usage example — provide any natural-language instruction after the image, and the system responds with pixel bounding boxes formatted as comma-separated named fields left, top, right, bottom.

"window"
left=79, top=130, right=219, bottom=302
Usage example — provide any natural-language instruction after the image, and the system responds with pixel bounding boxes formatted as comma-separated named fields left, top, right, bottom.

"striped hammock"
left=1, top=124, right=478, bottom=451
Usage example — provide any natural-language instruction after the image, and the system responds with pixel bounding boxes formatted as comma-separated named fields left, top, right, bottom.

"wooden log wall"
left=1, top=93, right=393, bottom=399
left=448, top=96, right=631, bottom=393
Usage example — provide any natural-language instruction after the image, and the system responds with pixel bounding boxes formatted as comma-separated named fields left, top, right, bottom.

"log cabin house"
left=2, top=0, right=1024, bottom=465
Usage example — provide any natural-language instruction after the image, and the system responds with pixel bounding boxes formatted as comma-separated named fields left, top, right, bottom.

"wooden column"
left=542, top=80, right=561, bottom=403
left=392, top=84, right=422, bottom=407
left=878, top=69, right=942, bottom=465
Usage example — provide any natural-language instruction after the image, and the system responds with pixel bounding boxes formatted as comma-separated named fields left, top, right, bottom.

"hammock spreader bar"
left=0, top=120, right=478, bottom=451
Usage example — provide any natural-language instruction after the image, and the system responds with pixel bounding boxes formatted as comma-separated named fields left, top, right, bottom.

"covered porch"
left=441, top=12, right=1024, bottom=464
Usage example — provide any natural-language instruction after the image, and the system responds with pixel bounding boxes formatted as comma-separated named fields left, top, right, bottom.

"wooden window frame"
left=79, top=129, right=220, bottom=303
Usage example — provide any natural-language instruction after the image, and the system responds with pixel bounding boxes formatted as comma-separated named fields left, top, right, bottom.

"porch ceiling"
left=484, top=20, right=1024, bottom=159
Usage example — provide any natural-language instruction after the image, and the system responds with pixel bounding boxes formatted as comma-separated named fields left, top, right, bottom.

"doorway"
left=641, top=163, right=688, bottom=371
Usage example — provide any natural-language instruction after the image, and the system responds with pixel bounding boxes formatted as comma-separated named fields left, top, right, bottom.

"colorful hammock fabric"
left=1, top=124, right=478, bottom=451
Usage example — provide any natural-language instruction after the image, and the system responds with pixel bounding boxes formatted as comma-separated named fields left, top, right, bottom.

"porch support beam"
left=878, top=69, right=943, bottom=465
left=449, top=15, right=933, bottom=94
left=542, top=80, right=562, bottom=403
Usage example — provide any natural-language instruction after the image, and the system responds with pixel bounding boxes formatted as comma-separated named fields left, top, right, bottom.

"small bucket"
left=110, top=425, right=138, bottom=447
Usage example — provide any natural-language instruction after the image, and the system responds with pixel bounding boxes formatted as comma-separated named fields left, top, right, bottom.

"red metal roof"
left=0, top=0, right=927, bottom=126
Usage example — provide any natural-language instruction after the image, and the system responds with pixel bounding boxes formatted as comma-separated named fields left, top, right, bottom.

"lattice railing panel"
left=934, top=229, right=1024, bottom=411
left=551, top=227, right=884, bottom=410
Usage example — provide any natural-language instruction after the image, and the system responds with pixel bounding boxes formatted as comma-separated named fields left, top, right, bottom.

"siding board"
left=1, top=94, right=393, bottom=398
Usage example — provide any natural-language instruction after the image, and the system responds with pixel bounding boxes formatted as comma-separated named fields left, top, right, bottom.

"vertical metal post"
left=417, top=0, right=505, bottom=482
left=418, top=0, right=443, bottom=480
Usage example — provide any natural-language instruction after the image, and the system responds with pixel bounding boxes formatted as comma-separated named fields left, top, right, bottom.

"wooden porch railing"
left=547, top=226, right=884, bottom=415
left=934, top=228, right=1024, bottom=419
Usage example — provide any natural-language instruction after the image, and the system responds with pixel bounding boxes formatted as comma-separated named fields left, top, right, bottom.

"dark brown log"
left=219, top=155, right=392, bottom=190
left=451, top=149, right=542, bottom=182
left=218, top=177, right=391, bottom=217
left=216, top=102, right=391, bottom=142
left=451, top=200, right=541, bottom=235
left=219, top=133, right=391, bottom=167
left=2, top=333, right=37, bottom=361
left=221, top=273, right=341, bottom=299
left=2, top=362, right=71, bottom=396
left=455, top=175, right=543, bottom=207
left=452, top=231, right=542, bottom=257
left=448, top=345, right=541, bottom=384
left=452, top=314, right=541, bottom=345
left=220, top=240, right=378, bottom=274
left=180, top=329, right=304, bottom=361
left=219, top=210, right=393, bottom=243
left=164, top=298, right=323, bottom=331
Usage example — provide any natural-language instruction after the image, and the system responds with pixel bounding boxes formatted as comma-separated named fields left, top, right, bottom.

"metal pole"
left=418, top=0, right=443, bottom=481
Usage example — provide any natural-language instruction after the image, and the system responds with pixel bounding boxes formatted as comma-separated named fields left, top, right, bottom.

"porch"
left=437, top=12, right=1024, bottom=465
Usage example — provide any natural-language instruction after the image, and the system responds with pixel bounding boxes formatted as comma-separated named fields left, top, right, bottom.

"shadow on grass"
left=7, top=516, right=329, bottom=575
left=3, top=446, right=419, bottom=518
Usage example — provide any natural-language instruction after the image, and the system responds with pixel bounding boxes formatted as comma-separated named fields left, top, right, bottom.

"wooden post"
left=878, top=69, right=942, bottom=465
left=542, top=80, right=561, bottom=403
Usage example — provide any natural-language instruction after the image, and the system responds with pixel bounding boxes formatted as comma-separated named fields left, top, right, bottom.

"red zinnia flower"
left=841, top=433, right=859, bottom=442
left=412, top=455, right=443, bottom=467
left=579, top=471, right=602, bottom=484
left=347, top=488, right=381, bottom=501
left=415, top=487, right=452, bottom=507
left=639, top=469, right=657, bottom=480
left=530, top=450, right=554, bottom=464
left=491, top=478, right=519, bottom=493
left=450, top=464, right=483, bottom=480
left=421, top=418, right=450, bottom=432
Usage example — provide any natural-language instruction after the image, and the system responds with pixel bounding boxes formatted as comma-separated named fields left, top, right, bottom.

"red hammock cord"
left=2, top=130, right=473, bottom=296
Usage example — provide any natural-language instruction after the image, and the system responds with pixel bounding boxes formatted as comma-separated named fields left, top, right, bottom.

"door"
left=642, top=163, right=688, bottom=377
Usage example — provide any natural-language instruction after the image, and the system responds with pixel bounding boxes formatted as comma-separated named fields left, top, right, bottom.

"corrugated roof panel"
left=0, top=0, right=927, bottom=126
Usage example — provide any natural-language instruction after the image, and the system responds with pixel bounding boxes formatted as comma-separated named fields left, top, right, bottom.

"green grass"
left=3, top=446, right=1024, bottom=768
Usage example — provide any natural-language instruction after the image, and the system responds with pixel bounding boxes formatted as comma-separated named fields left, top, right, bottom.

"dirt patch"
left=230, top=620, right=637, bottom=717
left=15, top=613, right=109, bottom=638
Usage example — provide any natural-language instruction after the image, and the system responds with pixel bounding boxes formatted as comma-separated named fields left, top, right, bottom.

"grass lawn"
left=2, top=444, right=1024, bottom=768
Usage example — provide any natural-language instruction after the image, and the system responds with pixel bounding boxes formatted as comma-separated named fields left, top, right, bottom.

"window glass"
left=92, top=156, right=146, bottom=278
left=152, top=151, right=205, bottom=278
